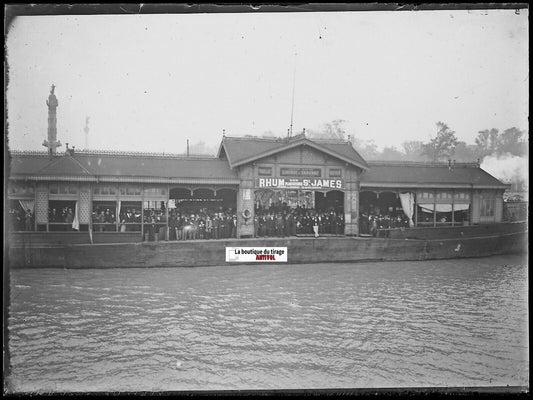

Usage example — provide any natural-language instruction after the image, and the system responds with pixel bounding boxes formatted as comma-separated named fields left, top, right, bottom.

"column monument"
left=42, top=84, right=62, bottom=156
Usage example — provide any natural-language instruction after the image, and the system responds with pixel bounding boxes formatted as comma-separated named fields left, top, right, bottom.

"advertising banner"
left=226, top=247, right=287, bottom=262
left=256, top=178, right=343, bottom=190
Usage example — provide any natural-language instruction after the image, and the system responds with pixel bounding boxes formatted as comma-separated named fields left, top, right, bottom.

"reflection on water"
left=7, top=255, right=528, bottom=392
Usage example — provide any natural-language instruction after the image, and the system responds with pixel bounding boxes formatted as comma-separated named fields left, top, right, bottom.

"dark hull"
left=7, top=224, right=528, bottom=269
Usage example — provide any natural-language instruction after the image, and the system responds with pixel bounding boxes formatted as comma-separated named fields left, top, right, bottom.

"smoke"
left=481, top=153, right=528, bottom=190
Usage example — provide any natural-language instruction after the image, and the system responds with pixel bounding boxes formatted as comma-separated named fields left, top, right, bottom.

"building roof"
left=8, top=150, right=239, bottom=184
left=360, top=161, right=508, bottom=189
left=8, top=151, right=507, bottom=190
left=219, top=134, right=369, bottom=170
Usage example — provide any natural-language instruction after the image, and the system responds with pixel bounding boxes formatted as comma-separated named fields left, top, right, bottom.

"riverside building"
left=7, top=87, right=509, bottom=244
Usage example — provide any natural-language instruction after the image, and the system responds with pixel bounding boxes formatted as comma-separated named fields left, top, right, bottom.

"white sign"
left=256, top=178, right=343, bottom=190
left=226, top=247, right=287, bottom=262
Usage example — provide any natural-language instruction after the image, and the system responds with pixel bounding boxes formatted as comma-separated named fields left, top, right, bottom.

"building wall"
left=236, top=145, right=362, bottom=237
left=236, top=165, right=255, bottom=238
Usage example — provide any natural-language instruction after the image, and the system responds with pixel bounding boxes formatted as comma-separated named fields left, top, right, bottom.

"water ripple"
left=7, top=254, right=528, bottom=392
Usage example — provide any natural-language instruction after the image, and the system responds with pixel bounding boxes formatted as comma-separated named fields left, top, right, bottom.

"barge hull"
left=7, top=230, right=528, bottom=269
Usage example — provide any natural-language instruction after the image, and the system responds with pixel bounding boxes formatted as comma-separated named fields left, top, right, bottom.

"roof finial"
left=222, top=129, right=226, bottom=138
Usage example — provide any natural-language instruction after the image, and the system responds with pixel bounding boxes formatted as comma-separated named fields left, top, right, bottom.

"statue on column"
left=42, top=84, right=62, bottom=156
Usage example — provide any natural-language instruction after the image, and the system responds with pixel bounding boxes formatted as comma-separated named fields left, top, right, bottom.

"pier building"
left=7, top=87, right=509, bottom=244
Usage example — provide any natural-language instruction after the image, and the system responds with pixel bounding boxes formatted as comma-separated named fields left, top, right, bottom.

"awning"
left=418, top=203, right=470, bottom=213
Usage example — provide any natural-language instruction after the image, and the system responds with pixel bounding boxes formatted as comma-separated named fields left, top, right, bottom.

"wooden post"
left=165, top=184, right=170, bottom=241
left=451, top=189, right=455, bottom=227
left=433, top=190, right=436, bottom=228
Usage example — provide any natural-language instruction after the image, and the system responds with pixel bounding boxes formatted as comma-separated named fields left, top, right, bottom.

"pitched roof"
left=219, top=135, right=369, bottom=170
left=360, top=161, right=508, bottom=189
left=8, top=151, right=239, bottom=183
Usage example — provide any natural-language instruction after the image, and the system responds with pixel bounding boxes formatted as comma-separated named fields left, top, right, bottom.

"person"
left=275, top=213, right=284, bottom=237
left=24, top=209, right=33, bottom=231
left=66, top=208, right=74, bottom=230
left=212, top=214, right=220, bottom=239
left=313, top=214, right=319, bottom=238
left=119, top=218, right=127, bottom=232
left=97, top=210, right=105, bottom=232
left=231, top=215, right=237, bottom=238
left=104, top=208, right=113, bottom=231
left=169, top=213, right=177, bottom=240
left=177, top=214, right=184, bottom=240
left=205, top=215, right=213, bottom=239
left=253, top=214, right=259, bottom=238
left=219, top=214, right=226, bottom=239
left=50, top=208, right=58, bottom=223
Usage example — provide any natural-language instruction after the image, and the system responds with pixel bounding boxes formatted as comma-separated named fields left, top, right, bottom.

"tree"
left=498, top=127, right=527, bottom=156
left=453, top=141, right=478, bottom=162
left=401, top=140, right=425, bottom=161
left=306, top=119, right=347, bottom=141
left=421, top=122, right=459, bottom=162
left=475, top=128, right=499, bottom=157
left=379, top=146, right=405, bottom=161
left=187, top=140, right=217, bottom=155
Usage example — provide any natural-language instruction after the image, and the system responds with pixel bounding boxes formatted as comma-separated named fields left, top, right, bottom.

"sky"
left=5, top=8, right=529, bottom=155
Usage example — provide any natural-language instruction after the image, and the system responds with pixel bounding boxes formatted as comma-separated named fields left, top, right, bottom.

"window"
left=120, top=186, right=142, bottom=196
left=419, top=191, right=434, bottom=199
left=258, top=166, right=273, bottom=176
left=118, top=201, right=142, bottom=231
left=143, top=201, right=167, bottom=223
left=93, top=186, right=117, bottom=195
left=7, top=200, right=34, bottom=231
left=51, top=184, right=77, bottom=195
left=480, top=197, right=495, bottom=217
left=92, top=201, right=117, bottom=232
left=8, top=183, right=34, bottom=196
left=437, top=191, right=452, bottom=199
left=144, top=187, right=167, bottom=196
left=329, top=168, right=342, bottom=178
left=48, top=200, right=77, bottom=231
left=454, top=192, right=470, bottom=200
left=143, top=201, right=167, bottom=239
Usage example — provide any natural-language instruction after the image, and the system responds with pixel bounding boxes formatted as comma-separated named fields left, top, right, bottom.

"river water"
left=6, top=255, right=528, bottom=392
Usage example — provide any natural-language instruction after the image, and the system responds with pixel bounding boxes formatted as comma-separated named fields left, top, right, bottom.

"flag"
left=117, top=200, right=121, bottom=223
left=72, top=201, right=80, bottom=231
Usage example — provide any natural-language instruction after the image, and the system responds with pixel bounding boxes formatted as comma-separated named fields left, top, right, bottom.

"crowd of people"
left=168, top=208, right=237, bottom=240
left=12, top=201, right=411, bottom=238
left=8, top=207, right=34, bottom=231
left=359, top=212, right=410, bottom=236
left=49, top=207, right=75, bottom=227
left=253, top=203, right=345, bottom=237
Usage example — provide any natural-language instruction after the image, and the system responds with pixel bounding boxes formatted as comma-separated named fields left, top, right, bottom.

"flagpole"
left=289, top=54, right=296, bottom=138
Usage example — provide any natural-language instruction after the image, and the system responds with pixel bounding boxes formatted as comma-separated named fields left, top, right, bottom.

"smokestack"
left=84, top=116, right=90, bottom=150
left=187, top=139, right=189, bottom=157
left=42, top=84, right=62, bottom=156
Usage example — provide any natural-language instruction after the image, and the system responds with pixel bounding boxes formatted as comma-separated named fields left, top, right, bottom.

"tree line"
left=305, top=119, right=528, bottom=163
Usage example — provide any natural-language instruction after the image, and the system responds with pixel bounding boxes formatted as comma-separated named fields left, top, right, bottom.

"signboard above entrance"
left=256, top=178, right=343, bottom=190
left=280, top=167, right=321, bottom=177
